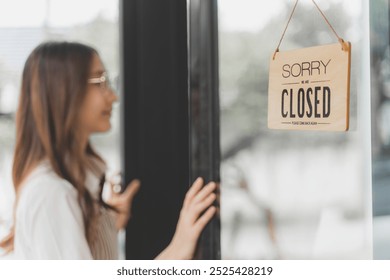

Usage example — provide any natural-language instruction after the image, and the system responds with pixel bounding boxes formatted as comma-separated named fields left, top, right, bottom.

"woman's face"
left=79, top=53, right=118, bottom=135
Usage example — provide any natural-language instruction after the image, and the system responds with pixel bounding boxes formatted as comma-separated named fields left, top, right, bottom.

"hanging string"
left=273, top=0, right=348, bottom=60
left=273, top=0, right=299, bottom=60
left=311, top=0, right=342, bottom=42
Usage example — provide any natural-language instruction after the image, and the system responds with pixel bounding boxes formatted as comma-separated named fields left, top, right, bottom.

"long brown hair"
left=1, top=41, right=106, bottom=252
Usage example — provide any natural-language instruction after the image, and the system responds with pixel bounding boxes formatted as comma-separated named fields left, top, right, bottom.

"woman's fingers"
left=123, top=179, right=141, bottom=201
left=105, top=177, right=141, bottom=230
left=184, top=178, right=217, bottom=206
left=183, top=192, right=217, bottom=226
left=193, top=192, right=217, bottom=217
left=108, top=179, right=140, bottom=211
left=194, top=206, right=217, bottom=235
left=183, top=177, right=203, bottom=207
left=182, top=178, right=218, bottom=223
left=192, top=181, right=217, bottom=205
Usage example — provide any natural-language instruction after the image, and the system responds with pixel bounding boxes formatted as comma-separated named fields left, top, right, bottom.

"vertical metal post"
left=188, top=0, right=221, bottom=260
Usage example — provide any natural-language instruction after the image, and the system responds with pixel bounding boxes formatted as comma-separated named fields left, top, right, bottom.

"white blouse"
left=13, top=161, right=118, bottom=259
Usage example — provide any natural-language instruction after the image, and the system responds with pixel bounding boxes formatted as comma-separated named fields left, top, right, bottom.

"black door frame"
left=121, top=0, right=189, bottom=259
left=121, top=0, right=221, bottom=259
left=188, top=0, right=221, bottom=260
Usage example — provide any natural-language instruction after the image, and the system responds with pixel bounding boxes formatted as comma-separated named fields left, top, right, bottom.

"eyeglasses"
left=88, top=72, right=112, bottom=93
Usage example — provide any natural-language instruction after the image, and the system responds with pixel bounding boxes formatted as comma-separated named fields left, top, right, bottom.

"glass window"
left=218, top=0, right=371, bottom=259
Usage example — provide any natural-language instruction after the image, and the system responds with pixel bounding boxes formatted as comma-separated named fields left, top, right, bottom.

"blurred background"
left=0, top=0, right=121, bottom=258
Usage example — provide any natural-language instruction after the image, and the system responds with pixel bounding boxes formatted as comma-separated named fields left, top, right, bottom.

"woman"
left=0, top=41, right=217, bottom=259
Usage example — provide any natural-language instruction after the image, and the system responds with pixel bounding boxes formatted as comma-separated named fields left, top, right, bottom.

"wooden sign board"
left=268, top=42, right=351, bottom=131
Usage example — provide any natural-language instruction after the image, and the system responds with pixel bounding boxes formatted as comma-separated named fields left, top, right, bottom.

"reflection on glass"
left=0, top=0, right=119, bottom=258
left=218, top=0, right=370, bottom=259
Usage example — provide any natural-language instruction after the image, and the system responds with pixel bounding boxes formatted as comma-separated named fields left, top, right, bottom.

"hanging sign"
left=267, top=0, right=351, bottom=131
left=268, top=43, right=351, bottom=131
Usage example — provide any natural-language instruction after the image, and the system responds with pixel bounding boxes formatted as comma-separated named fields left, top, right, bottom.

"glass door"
left=216, top=0, right=371, bottom=259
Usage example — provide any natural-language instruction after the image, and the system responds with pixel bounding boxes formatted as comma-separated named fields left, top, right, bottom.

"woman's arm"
left=107, top=177, right=217, bottom=259
left=155, top=177, right=217, bottom=260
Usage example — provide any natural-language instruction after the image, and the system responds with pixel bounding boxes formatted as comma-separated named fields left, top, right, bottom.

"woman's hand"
left=156, top=177, right=217, bottom=260
left=106, top=179, right=141, bottom=230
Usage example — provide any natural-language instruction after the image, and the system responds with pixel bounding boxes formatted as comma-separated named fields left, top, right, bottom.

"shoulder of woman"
left=13, top=163, right=93, bottom=260
left=17, top=162, right=78, bottom=210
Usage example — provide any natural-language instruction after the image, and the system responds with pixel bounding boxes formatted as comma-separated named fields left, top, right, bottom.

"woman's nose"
left=108, top=88, right=119, bottom=103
